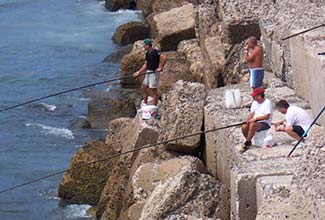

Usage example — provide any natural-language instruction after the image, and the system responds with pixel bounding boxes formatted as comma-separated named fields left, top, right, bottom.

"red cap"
left=250, top=87, right=265, bottom=96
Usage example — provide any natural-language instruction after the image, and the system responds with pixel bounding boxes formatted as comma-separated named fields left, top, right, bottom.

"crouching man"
left=274, top=100, right=312, bottom=144
left=240, top=87, right=272, bottom=153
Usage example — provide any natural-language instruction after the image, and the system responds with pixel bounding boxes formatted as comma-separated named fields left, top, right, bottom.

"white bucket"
left=225, top=89, right=241, bottom=109
left=252, top=130, right=268, bottom=147
left=142, top=105, right=158, bottom=120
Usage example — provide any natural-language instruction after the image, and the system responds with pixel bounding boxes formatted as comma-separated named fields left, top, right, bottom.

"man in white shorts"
left=240, top=87, right=272, bottom=153
left=133, top=38, right=167, bottom=106
left=274, top=100, right=312, bottom=142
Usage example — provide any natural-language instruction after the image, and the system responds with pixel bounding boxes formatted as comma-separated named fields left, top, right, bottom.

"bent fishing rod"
left=0, top=120, right=246, bottom=195
left=0, top=71, right=154, bottom=113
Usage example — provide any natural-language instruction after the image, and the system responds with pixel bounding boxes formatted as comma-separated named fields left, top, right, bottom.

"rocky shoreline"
left=59, top=1, right=325, bottom=220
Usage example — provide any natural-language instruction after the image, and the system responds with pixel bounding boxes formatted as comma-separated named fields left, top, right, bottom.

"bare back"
left=247, top=46, right=263, bottom=69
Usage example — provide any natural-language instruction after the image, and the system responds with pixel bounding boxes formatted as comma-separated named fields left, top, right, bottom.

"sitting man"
left=274, top=100, right=312, bottom=144
left=240, top=87, right=272, bottom=153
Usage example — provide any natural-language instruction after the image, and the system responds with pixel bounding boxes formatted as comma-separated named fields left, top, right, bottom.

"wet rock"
left=158, top=51, right=195, bottom=95
left=112, top=22, right=150, bottom=46
left=105, top=0, right=136, bottom=11
left=120, top=40, right=160, bottom=88
left=70, top=116, right=91, bottom=129
left=159, top=80, right=207, bottom=153
left=152, top=4, right=196, bottom=51
left=103, top=44, right=133, bottom=63
left=58, top=141, right=118, bottom=205
left=139, top=171, right=221, bottom=220
left=88, top=97, right=136, bottom=129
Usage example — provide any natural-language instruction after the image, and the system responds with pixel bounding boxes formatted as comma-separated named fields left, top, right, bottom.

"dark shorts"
left=293, top=125, right=305, bottom=137
left=257, top=122, right=270, bottom=131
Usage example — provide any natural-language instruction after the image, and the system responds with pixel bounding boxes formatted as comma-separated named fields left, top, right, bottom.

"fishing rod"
left=0, top=120, right=245, bottom=195
left=287, top=106, right=325, bottom=158
left=0, top=71, right=155, bottom=113
left=282, top=23, right=325, bottom=41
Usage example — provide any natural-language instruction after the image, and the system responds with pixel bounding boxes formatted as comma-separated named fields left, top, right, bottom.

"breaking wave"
left=25, top=123, right=75, bottom=140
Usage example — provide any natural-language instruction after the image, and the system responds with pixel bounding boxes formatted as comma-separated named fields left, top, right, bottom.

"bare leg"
left=242, top=124, right=249, bottom=139
left=285, top=125, right=302, bottom=141
left=141, top=84, right=148, bottom=104
left=149, top=88, right=158, bottom=106
left=247, top=122, right=260, bottom=142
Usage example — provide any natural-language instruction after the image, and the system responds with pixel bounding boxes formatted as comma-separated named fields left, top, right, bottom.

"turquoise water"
left=0, top=0, right=141, bottom=219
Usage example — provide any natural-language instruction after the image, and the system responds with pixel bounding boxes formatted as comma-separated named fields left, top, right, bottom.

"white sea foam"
left=106, top=9, right=142, bottom=15
left=35, top=189, right=60, bottom=200
left=25, top=123, right=75, bottom=140
left=39, top=103, right=57, bottom=112
left=63, top=204, right=92, bottom=219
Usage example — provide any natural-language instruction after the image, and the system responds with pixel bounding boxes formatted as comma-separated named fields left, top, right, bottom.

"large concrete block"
left=289, top=33, right=325, bottom=125
left=256, top=175, right=292, bottom=212
left=230, top=160, right=298, bottom=220
left=152, top=4, right=196, bottom=51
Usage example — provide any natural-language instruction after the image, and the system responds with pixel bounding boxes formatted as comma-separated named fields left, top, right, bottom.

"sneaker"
left=296, top=142, right=305, bottom=148
left=239, top=141, right=252, bottom=153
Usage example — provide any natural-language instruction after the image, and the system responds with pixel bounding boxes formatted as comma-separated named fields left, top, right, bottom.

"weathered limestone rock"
left=105, top=0, right=135, bottom=11
left=177, top=39, right=209, bottom=86
left=204, top=74, right=318, bottom=220
left=160, top=80, right=207, bottom=153
left=256, top=127, right=325, bottom=220
left=196, top=0, right=220, bottom=44
left=201, top=36, right=226, bottom=84
left=58, top=141, right=118, bottom=205
left=112, top=22, right=149, bottom=46
left=139, top=171, right=221, bottom=220
left=132, top=156, right=207, bottom=202
left=136, top=0, right=154, bottom=17
left=256, top=175, right=292, bottom=212
left=97, top=114, right=161, bottom=219
left=119, top=202, right=145, bottom=220
left=152, top=0, right=191, bottom=14
left=88, top=97, right=136, bottom=129
left=260, top=0, right=325, bottom=124
left=152, top=4, right=196, bottom=51
left=103, top=44, right=133, bottom=63
left=120, top=40, right=160, bottom=88
left=158, top=51, right=195, bottom=95
left=217, top=0, right=275, bottom=43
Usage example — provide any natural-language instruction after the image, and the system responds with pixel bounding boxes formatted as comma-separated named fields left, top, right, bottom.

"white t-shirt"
left=250, top=98, right=273, bottom=125
left=285, top=106, right=312, bottom=131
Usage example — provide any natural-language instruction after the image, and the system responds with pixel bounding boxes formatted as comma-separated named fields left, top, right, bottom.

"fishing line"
left=287, top=106, right=325, bottom=158
left=0, top=71, right=154, bottom=113
left=0, top=121, right=245, bottom=195
left=282, top=23, right=325, bottom=41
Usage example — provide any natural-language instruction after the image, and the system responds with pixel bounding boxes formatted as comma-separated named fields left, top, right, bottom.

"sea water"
left=0, top=0, right=141, bottom=219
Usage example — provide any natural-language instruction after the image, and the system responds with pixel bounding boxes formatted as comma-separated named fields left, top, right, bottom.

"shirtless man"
left=244, top=36, right=264, bottom=88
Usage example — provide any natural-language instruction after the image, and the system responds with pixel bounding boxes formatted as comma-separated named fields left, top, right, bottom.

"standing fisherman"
left=133, top=38, right=167, bottom=106
left=244, top=36, right=264, bottom=88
